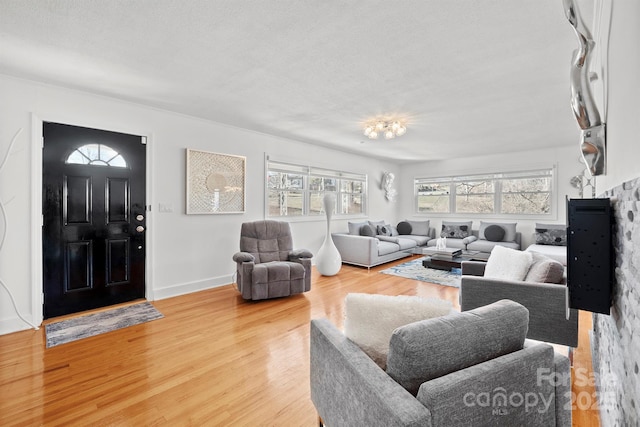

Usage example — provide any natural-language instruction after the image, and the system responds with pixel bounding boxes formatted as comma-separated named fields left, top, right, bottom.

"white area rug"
left=45, top=302, right=163, bottom=348
left=380, top=257, right=462, bottom=288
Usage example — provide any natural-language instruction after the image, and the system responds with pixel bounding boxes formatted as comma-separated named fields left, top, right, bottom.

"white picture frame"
left=186, top=149, right=246, bottom=214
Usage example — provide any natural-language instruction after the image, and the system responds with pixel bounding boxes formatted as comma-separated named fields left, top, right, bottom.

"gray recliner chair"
left=232, top=220, right=313, bottom=300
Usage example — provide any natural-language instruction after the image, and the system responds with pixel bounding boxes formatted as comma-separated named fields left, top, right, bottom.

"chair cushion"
left=524, top=252, right=565, bottom=284
left=386, top=300, right=528, bottom=395
left=344, top=293, right=452, bottom=369
left=240, top=220, right=293, bottom=263
left=253, top=261, right=305, bottom=282
left=483, top=245, right=533, bottom=281
left=399, top=234, right=430, bottom=246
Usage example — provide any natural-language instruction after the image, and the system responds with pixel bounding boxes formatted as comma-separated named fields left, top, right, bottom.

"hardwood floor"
left=0, top=258, right=600, bottom=426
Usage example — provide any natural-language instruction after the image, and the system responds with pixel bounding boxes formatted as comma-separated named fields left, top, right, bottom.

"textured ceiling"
left=0, top=0, right=580, bottom=162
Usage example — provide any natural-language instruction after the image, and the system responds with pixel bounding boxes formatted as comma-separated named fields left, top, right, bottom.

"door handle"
left=136, top=226, right=145, bottom=233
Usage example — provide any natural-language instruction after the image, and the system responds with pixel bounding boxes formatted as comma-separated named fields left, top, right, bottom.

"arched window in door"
left=66, top=144, right=127, bottom=168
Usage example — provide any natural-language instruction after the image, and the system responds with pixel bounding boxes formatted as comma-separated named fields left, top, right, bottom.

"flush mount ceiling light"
left=363, top=119, right=407, bottom=140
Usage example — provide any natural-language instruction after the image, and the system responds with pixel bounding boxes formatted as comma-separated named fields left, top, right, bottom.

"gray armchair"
left=460, top=260, right=578, bottom=347
left=232, top=220, right=312, bottom=300
left=311, top=300, right=572, bottom=426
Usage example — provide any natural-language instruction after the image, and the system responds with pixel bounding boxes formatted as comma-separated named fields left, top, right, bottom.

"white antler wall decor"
left=0, top=128, right=39, bottom=330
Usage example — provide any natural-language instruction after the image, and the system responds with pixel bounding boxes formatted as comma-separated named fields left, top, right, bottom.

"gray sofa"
left=310, top=300, right=572, bottom=426
left=332, top=220, right=435, bottom=268
left=460, top=260, right=578, bottom=347
left=428, top=221, right=522, bottom=255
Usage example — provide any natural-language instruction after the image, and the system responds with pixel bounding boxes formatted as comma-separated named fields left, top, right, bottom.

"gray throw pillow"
left=479, top=221, right=517, bottom=242
left=386, top=300, right=528, bottom=396
left=525, top=253, right=565, bottom=284
left=440, top=221, right=472, bottom=238
left=397, top=221, right=413, bottom=235
left=359, top=224, right=376, bottom=237
left=484, top=224, right=505, bottom=242
left=535, top=223, right=567, bottom=246
left=377, top=225, right=392, bottom=236
left=368, top=220, right=386, bottom=228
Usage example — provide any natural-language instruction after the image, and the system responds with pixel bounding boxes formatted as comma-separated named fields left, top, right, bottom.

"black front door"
left=43, top=122, right=146, bottom=318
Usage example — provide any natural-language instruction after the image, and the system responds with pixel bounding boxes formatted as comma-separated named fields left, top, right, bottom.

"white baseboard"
left=0, top=316, right=40, bottom=336
left=0, top=276, right=233, bottom=335
left=152, top=275, right=233, bottom=301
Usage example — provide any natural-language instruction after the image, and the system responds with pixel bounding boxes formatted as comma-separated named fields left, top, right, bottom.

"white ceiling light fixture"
left=363, top=119, right=407, bottom=140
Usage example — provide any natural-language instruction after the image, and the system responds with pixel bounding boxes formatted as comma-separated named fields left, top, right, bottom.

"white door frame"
left=30, top=113, right=154, bottom=326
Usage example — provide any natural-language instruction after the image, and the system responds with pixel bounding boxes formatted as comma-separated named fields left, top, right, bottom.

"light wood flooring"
left=0, top=258, right=600, bottom=426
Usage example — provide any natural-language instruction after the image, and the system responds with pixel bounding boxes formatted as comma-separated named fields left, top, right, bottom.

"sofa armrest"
left=310, top=319, right=432, bottom=427
left=233, top=251, right=254, bottom=263
left=417, top=343, right=570, bottom=426
left=461, top=235, right=478, bottom=245
left=290, top=257, right=312, bottom=291
left=460, top=277, right=578, bottom=347
left=289, top=248, right=313, bottom=260
left=553, top=352, right=572, bottom=426
left=235, top=260, right=255, bottom=299
left=332, top=233, right=378, bottom=266
left=461, top=261, right=486, bottom=276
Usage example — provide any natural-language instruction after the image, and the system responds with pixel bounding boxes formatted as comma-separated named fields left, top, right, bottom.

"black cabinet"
left=567, top=198, right=612, bottom=314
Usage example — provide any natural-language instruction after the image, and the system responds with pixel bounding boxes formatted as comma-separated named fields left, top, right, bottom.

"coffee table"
left=422, top=255, right=467, bottom=271
left=407, top=247, right=489, bottom=271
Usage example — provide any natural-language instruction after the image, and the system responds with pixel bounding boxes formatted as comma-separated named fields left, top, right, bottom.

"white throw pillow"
left=484, top=245, right=533, bottom=281
left=343, top=293, right=453, bottom=369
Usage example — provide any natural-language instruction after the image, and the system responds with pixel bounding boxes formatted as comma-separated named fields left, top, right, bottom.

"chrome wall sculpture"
left=564, top=0, right=606, bottom=175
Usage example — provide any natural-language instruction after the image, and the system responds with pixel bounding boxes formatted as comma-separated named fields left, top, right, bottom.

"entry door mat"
left=380, top=258, right=461, bottom=288
left=45, top=302, right=163, bottom=348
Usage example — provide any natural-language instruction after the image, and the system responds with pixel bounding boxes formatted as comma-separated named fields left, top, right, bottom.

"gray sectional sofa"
left=332, top=220, right=434, bottom=268
left=333, top=219, right=525, bottom=268
left=427, top=220, right=522, bottom=253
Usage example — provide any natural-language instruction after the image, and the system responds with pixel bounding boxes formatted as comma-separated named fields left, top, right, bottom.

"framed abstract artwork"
left=186, top=149, right=246, bottom=214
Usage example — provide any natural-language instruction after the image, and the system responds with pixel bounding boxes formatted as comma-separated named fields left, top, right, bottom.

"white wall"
left=0, top=75, right=400, bottom=335
left=597, top=0, right=640, bottom=193
left=395, top=145, right=584, bottom=248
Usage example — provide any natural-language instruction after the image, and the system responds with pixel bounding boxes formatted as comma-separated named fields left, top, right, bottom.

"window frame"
left=414, top=167, right=555, bottom=219
left=66, top=143, right=128, bottom=168
left=266, top=159, right=367, bottom=220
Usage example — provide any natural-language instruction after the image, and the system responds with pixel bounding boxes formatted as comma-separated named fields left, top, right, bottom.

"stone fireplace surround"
left=591, top=176, right=640, bottom=426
